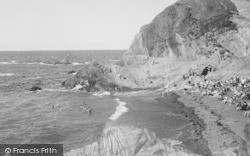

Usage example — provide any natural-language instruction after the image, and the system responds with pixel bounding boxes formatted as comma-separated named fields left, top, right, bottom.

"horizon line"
left=0, top=49, right=128, bottom=52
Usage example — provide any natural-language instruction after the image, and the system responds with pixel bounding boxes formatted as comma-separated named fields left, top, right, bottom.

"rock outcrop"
left=65, top=126, right=200, bottom=156
left=62, top=61, right=132, bottom=92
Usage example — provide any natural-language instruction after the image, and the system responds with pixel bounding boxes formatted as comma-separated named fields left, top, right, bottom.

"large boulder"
left=62, top=62, right=129, bottom=92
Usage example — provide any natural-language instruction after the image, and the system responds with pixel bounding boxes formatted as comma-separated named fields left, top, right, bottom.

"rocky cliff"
left=113, top=0, right=250, bottom=90
left=123, top=0, right=250, bottom=63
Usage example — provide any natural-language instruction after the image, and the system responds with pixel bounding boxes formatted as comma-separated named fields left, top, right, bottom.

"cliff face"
left=123, top=0, right=250, bottom=63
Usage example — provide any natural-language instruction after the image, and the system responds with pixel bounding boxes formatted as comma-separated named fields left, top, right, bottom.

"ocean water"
left=0, top=50, right=125, bottom=152
left=0, top=50, right=201, bottom=155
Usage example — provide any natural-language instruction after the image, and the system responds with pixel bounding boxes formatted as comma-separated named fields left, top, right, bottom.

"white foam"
left=39, top=62, right=52, bottom=66
left=0, top=60, right=17, bottom=65
left=0, top=73, right=14, bottom=77
left=109, top=59, right=119, bottom=62
left=72, top=62, right=85, bottom=66
left=85, top=61, right=90, bottom=65
left=23, top=62, right=52, bottom=65
left=72, top=84, right=82, bottom=90
left=25, top=62, right=36, bottom=65
left=109, top=98, right=128, bottom=121
left=42, top=88, right=69, bottom=92
left=93, top=91, right=111, bottom=97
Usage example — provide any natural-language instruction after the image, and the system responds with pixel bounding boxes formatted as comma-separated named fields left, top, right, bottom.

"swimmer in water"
left=52, top=105, right=55, bottom=109
left=88, top=107, right=92, bottom=116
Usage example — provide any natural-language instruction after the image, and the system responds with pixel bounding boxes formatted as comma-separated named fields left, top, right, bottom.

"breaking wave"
left=109, top=98, right=128, bottom=121
left=0, top=60, right=18, bottom=65
left=0, top=73, right=15, bottom=77
left=72, top=62, right=86, bottom=66
left=85, top=61, right=90, bottom=65
left=41, top=88, right=70, bottom=92
left=93, top=91, right=111, bottom=97
left=25, top=62, right=52, bottom=66
left=109, top=59, right=119, bottom=62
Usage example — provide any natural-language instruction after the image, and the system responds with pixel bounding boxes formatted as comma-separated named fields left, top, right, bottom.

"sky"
left=0, top=0, right=177, bottom=51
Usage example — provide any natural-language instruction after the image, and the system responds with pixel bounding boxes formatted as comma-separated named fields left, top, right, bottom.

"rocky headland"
left=63, top=0, right=250, bottom=155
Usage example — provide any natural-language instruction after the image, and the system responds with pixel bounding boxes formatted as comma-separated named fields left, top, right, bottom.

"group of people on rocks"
left=182, top=66, right=250, bottom=117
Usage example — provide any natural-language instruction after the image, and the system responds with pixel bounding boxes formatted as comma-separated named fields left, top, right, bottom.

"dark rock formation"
left=62, top=62, right=129, bottom=92
left=123, top=0, right=250, bottom=64
left=29, top=86, right=42, bottom=92
left=67, top=70, right=76, bottom=74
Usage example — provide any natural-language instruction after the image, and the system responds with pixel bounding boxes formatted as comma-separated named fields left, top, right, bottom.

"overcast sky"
left=0, top=0, right=177, bottom=51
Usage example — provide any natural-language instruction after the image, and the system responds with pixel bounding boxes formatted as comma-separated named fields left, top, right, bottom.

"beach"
left=176, top=90, right=248, bottom=155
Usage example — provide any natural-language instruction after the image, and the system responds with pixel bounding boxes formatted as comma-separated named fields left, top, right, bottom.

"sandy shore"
left=175, top=90, right=249, bottom=156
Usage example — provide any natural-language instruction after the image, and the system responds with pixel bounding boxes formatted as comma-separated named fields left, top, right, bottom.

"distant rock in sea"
left=29, top=86, right=42, bottom=92
left=67, top=70, right=76, bottom=74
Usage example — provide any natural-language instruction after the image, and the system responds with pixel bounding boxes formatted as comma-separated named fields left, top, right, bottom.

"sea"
left=0, top=50, right=201, bottom=155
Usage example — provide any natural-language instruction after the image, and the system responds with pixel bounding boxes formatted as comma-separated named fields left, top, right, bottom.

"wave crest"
left=0, top=73, right=14, bottom=77
left=0, top=60, right=17, bottom=65
left=109, top=98, right=128, bottom=121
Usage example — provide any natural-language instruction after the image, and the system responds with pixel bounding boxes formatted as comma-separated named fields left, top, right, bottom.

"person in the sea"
left=88, top=107, right=92, bottom=116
